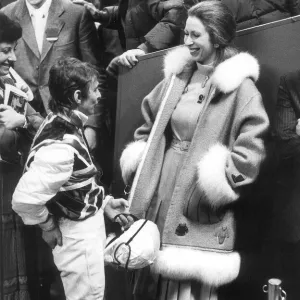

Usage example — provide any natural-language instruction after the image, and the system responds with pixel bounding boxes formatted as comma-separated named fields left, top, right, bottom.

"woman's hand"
left=104, top=197, right=134, bottom=229
left=0, top=104, right=25, bottom=129
left=41, top=226, right=63, bottom=249
left=296, top=119, right=300, bottom=136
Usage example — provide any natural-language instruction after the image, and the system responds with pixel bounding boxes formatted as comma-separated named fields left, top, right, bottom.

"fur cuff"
left=120, top=140, right=147, bottom=184
left=197, top=144, right=239, bottom=208
left=151, top=247, right=240, bottom=286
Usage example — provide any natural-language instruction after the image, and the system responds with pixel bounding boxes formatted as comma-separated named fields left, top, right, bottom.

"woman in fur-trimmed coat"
left=120, top=2, right=269, bottom=300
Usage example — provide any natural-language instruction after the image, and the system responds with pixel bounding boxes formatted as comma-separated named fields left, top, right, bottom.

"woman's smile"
left=189, top=48, right=201, bottom=56
left=0, top=41, right=17, bottom=76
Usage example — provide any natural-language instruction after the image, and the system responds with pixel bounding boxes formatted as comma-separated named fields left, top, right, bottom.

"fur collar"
left=164, top=46, right=260, bottom=94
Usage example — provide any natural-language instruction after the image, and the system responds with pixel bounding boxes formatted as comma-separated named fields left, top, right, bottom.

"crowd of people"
left=0, top=0, right=300, bottom=299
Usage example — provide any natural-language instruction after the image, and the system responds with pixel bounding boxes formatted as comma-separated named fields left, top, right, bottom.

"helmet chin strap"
left=114, top=219, right=148, bottom=270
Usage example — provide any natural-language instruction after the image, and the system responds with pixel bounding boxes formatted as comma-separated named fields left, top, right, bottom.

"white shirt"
left=26, top=0, right=52, bottom=54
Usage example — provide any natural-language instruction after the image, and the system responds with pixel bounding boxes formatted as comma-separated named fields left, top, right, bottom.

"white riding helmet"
left=104, top=219, right=160, bottom=270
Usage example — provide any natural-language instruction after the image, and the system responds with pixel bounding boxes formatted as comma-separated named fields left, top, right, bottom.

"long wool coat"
left=120, top=46, right=269, bottom=287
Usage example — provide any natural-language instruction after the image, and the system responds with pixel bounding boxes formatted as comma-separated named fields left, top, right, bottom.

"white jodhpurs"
left=52, top=209, right=106, bottom=300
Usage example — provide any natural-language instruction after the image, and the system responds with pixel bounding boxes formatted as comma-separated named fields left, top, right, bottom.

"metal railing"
left=263, top=278, right=286, bottom=300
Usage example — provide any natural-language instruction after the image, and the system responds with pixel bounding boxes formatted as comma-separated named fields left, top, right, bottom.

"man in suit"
left=271, top=70, right=300, bottom=299
left=1, top=0, right=105, bottom=116
left=1, top=0, right=110, bottom=185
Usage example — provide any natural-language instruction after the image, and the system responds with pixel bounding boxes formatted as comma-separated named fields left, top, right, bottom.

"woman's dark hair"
left=48, top=57, right=99, bottom=113
left=188, top=0, right=238, bottom=65
left=0, top=12, right=22, bottom=43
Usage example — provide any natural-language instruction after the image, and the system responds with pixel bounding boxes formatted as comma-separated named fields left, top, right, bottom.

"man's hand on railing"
left=106, top=49, right=146, bottom=77
left=118, top=49, right=145, bottom=68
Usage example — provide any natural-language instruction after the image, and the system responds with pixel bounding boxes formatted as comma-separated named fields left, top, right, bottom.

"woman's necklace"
left=201, top=75, right=210, bottom=88
left=198, top=75, right=210, bottom=104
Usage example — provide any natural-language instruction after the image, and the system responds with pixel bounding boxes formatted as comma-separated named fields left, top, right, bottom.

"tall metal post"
left=263, top=278, right=287, bottom=300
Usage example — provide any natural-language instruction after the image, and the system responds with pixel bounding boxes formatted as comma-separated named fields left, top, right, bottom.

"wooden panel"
left=112, top=16, right=300, bottom=194
left=112, top=51, right=166, bottom=194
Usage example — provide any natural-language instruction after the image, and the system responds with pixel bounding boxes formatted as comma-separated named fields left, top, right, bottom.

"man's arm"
left=78, top=6, right=107, bottom=91
left=77, top=5, right=109, bottom=142
left=78, top=6, right=101, bottom=66
left=139, top=0, right=186, bottom=53
left=72, top=1, right=121, bottom=29
left=114, top=0, right=186, bottom=69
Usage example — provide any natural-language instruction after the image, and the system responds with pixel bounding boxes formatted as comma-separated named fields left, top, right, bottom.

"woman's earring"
left=214, top=44, right=219, bottom=48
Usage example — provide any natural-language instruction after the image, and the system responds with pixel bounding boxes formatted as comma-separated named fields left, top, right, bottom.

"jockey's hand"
left=104, top=197, right=134, bottom=230
left=41, top=226, right=63, bottom=249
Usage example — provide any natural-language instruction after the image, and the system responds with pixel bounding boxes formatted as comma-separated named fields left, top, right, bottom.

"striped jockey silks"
left=25, top=112, right=105, bottom=220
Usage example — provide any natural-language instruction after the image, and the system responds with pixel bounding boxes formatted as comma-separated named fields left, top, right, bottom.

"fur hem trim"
left=120, top=140, right=147, bottom=184
left=197, top=144, right=239, bottom=208
left=163, top=46, right=259, bottom=93
left=151, top=247, right=241, bottom=286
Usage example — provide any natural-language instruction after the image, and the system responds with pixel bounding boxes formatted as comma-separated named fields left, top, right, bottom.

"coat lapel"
left=40, top=0, right=65, bottom=63
left=129, top=71, right=192, bottom=215
left=14, top=0, right=40, bottom=59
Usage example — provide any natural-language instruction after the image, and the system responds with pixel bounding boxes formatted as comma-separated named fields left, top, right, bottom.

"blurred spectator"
left=0, top=11, right=43, bottom=300
left=270, top=70, right=300, bottom=299
left=222, top=0, right=300, bottom=30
